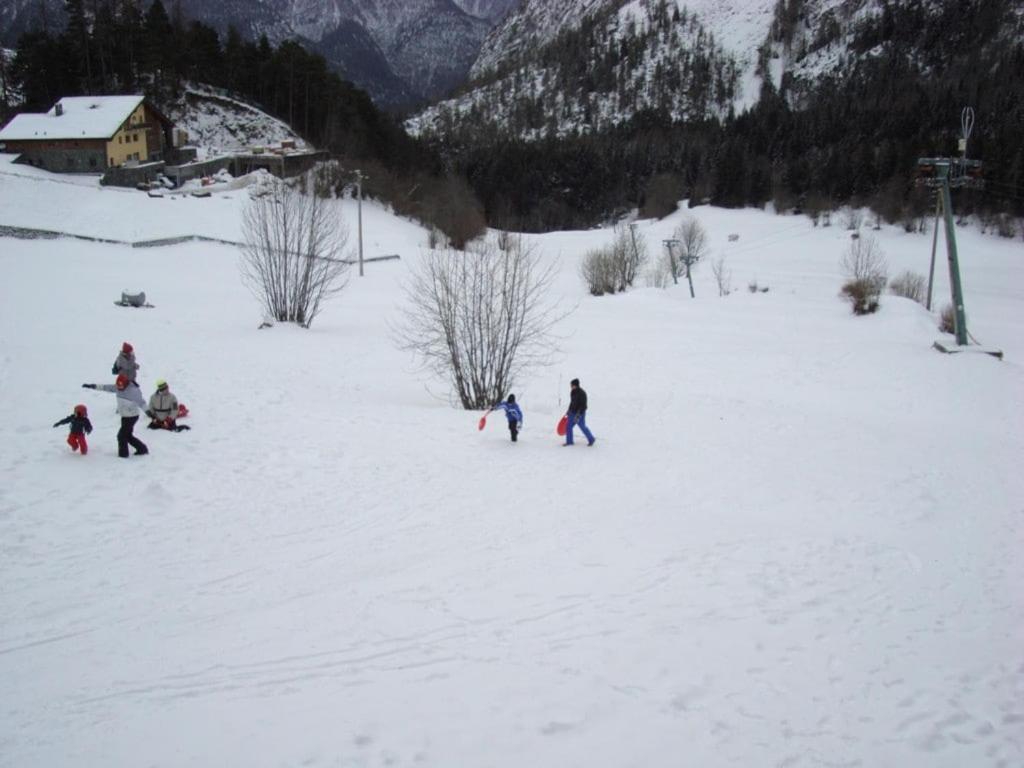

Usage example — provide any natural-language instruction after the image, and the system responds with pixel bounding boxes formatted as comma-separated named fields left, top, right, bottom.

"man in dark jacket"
left=564, top=377, right=596, bottom=446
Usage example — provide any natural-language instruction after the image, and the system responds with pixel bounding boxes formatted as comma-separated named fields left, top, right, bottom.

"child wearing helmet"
left=52, top=404, right=93, bottom=455
left=82, top=374, right=149, bottom=457
left=490, top=394, right=524, bottom=442
left=146, top=379, right=180, bottom=430
left=111, top=341, right=140, bottom=384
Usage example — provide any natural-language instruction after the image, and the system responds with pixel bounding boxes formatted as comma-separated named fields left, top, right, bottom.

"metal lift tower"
left=916, top=108, right=1001, bottom=359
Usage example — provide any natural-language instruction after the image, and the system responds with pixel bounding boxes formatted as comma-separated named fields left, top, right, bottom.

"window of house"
left=118, top=136, right=122, bottom=144
left=109, top=158, right=115, bottom=167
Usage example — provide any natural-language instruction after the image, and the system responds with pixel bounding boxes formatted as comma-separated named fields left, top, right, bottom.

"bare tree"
left=840, top=233, right=887, bottom=285
left=618, top=222, right=648, bottom=290
left=673, top=217, right=708, bottom=298
left=398, top=239, right=565, bottom=410
left=240, top=176, right=350, bottom=328
left=711, top=255, right=732, bottom=297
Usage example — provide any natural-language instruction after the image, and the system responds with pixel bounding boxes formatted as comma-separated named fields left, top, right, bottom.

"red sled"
left=177, top=403, right=190, bottom=419
left=478, top=413, right=488, bottom=431
left=556, top=414, right=567, bottom=436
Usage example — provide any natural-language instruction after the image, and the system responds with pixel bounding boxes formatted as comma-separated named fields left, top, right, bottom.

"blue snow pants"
left=565, top=412, right=594, bottom=445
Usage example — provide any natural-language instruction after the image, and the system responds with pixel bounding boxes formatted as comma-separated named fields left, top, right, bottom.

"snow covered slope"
left=2, top=160, right=1023, bottom=767
left=162, top=85, right=307, bottom=157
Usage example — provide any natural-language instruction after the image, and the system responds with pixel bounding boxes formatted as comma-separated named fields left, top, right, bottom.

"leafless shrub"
left=496, top=229, right=512, bottom=251
left=996, top=213, right=1017, bottom=239
left=673, top=217, right=709, bottom=298
left=581, top=246, right=618, bottom=295
left=843, top=207, right=863, bottom=231
left=939, top=303, right=956, bottom=334
left=580, top=223, right=647, bottom=295
left=645, top=259, right=671, bottom=288
left=617, top=223, right=648, bottom=290
left=397, top=239, right=565, bottom=410
left=240, top=177, right=350, bottom=328
left=841, top=279, right=883, bottom=315
left=839, top=234, right=887, bottom=315
left=889, top=270, right=926, bottom=304
left=840, top=234, right=887, bottom=284
left=711, top=256, right=732, bottom=297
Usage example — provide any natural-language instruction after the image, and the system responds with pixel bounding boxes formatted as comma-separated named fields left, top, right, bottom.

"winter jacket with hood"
left=148, top=389, right=179, bottom=420
left=112, top=351, right=139, bottom=381
left=97, top=382, right=147, bottom=417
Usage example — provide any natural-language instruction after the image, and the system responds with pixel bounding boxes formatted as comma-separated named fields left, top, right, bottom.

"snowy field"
left=1, top=157, right=1023, bottom=767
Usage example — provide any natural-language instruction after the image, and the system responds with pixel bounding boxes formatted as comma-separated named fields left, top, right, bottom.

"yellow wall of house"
left=105, top=104, right=149, bottom=167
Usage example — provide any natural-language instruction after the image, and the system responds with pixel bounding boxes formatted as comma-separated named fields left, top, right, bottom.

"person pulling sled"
left=563, top=378, right=595, bottom=446
left=491, top=394, right=524, bottom=442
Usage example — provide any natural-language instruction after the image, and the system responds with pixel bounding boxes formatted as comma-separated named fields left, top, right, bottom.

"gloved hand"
left=86, top=427, right=93, bottom=434
left=145, top=410, right=154, bottom=418
left=52, top=422, right=60, bottom=428
left=82, top=383, right=96, bottom=389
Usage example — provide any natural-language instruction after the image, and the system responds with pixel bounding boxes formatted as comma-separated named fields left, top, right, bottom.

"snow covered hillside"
left=2, top=158, right=1023, bottom=767
left=163, top=85, right=306, bottom=158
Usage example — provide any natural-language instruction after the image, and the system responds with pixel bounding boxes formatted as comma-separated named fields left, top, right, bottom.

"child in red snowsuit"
left=53, top=404, right=93, bottom=454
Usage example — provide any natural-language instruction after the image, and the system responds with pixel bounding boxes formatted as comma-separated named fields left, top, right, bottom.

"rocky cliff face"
left=0, top=0, right=506, bottom=108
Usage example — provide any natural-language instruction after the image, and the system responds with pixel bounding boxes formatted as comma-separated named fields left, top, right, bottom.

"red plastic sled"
left=177, top=403, right=190, bottom=419
left=478, top=414, right=487, bottom=431
left=556, top=414, right=568, bottom=436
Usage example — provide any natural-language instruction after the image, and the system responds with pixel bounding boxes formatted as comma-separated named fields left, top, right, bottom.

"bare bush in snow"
left=240, top=177, right=350, bottom=329
left=839, top=234, right=887, bottom=315
left=889, top=270, right=926, bottom=304
left=712, top=256, right=732, bottom=297
left=398, top=239, right=565, bottom=410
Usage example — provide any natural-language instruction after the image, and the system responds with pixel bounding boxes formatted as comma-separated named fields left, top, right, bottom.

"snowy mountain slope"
left=174, top=0, right=491, bottom=106
left=2, top=158, right=1023, bottom=766
left=162, top=85, right=306, bottom=156
left=0, top=0, right=494, bottom=107
left=452, top=0, right=520, bottom=21
left=409, top=0, right=744, bottom=139
left=415, top=0, right=1024, bottom=140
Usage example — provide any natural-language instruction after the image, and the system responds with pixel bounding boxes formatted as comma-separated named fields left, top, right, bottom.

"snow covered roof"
left=0, top=95, right=146, bottom=141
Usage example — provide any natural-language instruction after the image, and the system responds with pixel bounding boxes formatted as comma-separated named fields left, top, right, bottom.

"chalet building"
left=0, top=95, right=175, bottom=173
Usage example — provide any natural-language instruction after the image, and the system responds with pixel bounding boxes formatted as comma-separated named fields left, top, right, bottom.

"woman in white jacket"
left=82, top=374, right=149, bottom=458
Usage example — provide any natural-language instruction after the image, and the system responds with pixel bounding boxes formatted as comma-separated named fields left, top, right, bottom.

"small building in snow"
left=0, top=95, right=175, bottom=173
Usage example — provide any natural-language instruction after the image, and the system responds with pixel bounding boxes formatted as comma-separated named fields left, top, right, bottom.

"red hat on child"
left=74, top=404, right=88, bottom=416
left=115, top=374, right=130, bottom=390
left=122, top=342, right=133, bottom=353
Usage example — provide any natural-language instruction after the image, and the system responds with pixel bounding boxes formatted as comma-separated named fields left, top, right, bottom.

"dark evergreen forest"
left=2, top=0, right=1022, bottom=237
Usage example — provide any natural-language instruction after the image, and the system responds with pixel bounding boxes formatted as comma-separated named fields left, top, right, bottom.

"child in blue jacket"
left=492, top=394, right=524, bottom=442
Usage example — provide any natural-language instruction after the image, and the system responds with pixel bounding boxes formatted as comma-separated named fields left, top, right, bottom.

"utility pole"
left=355, top=169, right=364, bottom=277
left=916, top=108, right=984, bottom=348
left=925, top=193, right=942, bottom=311
left=662, top=239, right=680, bottom=285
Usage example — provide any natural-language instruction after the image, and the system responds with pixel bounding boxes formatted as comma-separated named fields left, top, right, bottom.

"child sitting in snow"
left=53, top=404, right=93, bottom=455
left=491, top=394, right=524, bottom=443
